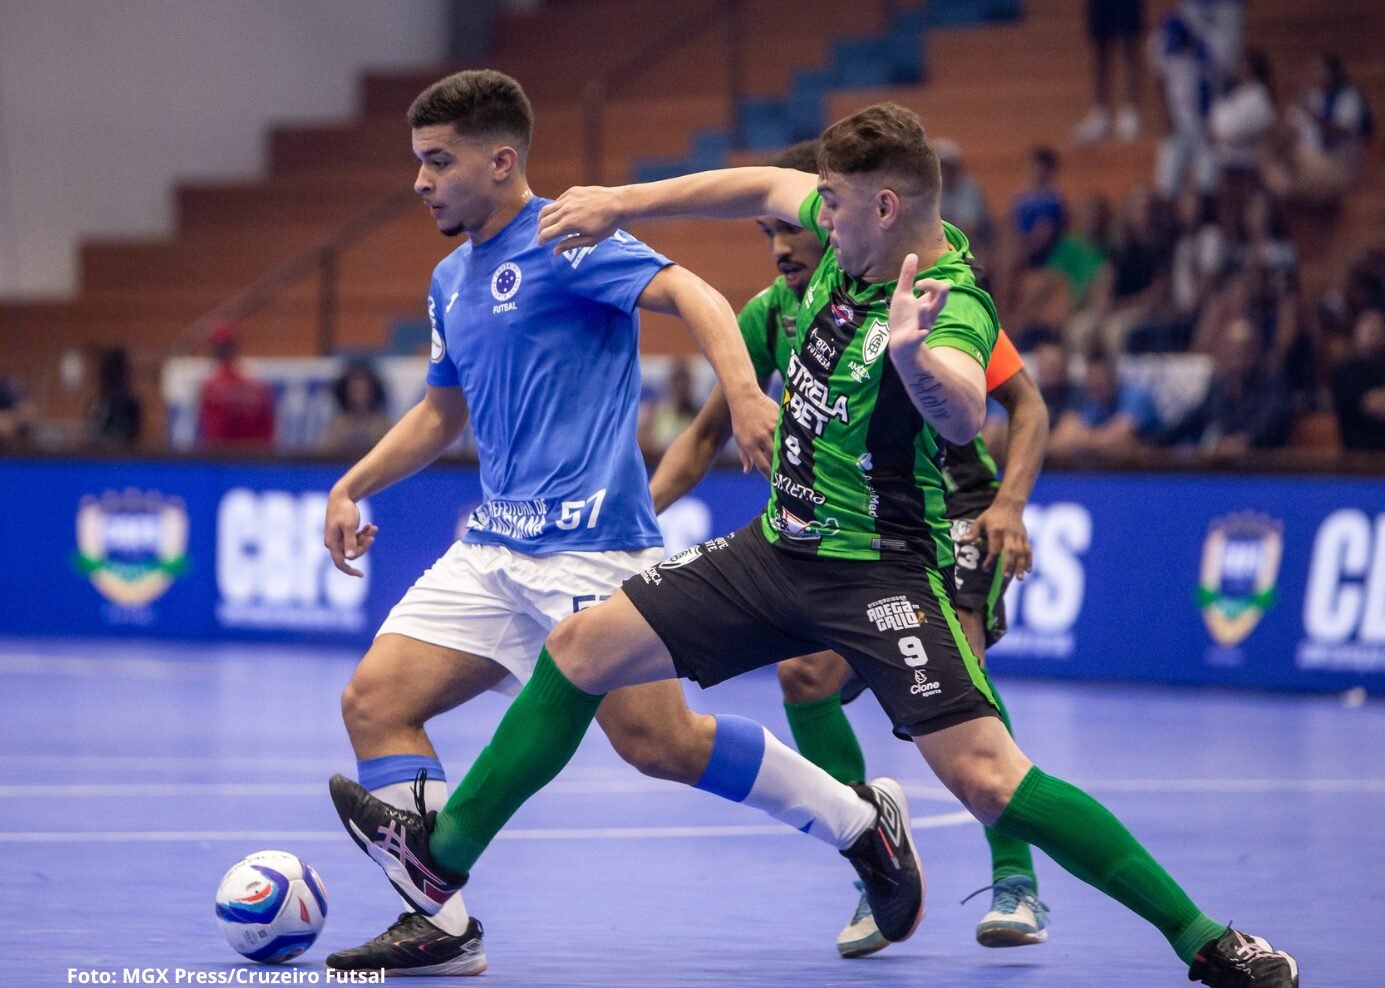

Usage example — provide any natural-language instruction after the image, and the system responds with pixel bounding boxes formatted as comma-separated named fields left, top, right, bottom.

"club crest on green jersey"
left=863, top=319, right=890, bottom=364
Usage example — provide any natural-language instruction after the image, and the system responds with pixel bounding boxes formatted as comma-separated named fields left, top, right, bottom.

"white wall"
left=0, top=0, right=447, bottom=298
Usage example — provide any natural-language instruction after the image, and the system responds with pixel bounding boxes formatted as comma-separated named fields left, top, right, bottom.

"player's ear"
left=492, top=145, right=520, bottom=182
left=876, top=189, right=901, bottom=227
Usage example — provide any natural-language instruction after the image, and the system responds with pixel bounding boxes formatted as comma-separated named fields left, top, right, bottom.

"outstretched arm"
left=649, top=384, right=737, bottom=512
left=638, top=267, right=777, bottom=476
left=538, top=168, right=820, bottom=251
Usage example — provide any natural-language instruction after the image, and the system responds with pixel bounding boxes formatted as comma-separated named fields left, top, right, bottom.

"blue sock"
left=358, top=754, right=447, bottom=812
left=694, top=715, right=873, bottom=848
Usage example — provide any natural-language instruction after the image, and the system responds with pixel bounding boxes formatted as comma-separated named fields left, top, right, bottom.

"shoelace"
left=848, top=880, right=872, bottom=924
left=411, top=767, right=430, bottom=819
left=960, top=880, right=1050, bottom=917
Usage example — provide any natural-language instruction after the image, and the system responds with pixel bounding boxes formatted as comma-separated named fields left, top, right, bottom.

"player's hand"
left=537, top=186, right=624, bottom=252
left=887, top=254, right=951, bottom=360
left=728, top=390, right=778, bottom=478
left=324, top=489, right=377, bottom=578
left=962, top=500, right=1031, bottom=579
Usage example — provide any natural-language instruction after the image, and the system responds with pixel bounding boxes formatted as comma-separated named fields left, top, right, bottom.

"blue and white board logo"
left=491, top=262, right=522, bottom=302
left=1198, top=511, right=1283, bottom=646
left=74, top=489, right=189, bottom=607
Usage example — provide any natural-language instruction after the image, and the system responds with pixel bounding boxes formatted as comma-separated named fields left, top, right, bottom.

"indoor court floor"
left=1, top=637, right=1377, bottom=987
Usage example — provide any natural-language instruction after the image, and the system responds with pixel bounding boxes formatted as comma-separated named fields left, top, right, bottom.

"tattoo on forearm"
left=904, top=372, right=951, bottom=422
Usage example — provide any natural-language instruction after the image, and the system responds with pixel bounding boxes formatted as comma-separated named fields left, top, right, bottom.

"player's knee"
left=777, top=653, right=843, bottom=703
left=951, top=761, right=1025, bottom=826
left=340, top=669, right=407, bottom=743
left=546, top=611, right=609, bottom=692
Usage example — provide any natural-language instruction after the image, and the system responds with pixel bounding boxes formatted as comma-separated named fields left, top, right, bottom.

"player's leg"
left=897, top=590, right=1294, bottom=982
left=597, top=679, right=876, bottom=847
left=777, top=651, right=865, bottom=786
left=773, top=651, right=885, bottom=957
left=951, top=520, right=1044, bottom=946
left=327, top=544, right=534, bottom=975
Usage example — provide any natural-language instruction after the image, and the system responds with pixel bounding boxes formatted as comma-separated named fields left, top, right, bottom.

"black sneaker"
left=327, top=773, right=466, bottom=915
left=326, top=913, right=487, bottom=977
left=839, top=777, right=925, bottom=943
left=1188, top=928, right=1299, bottom=987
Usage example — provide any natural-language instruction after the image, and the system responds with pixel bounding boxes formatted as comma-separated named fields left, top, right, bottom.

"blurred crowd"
left=2, top=0, right=1380, bottom=468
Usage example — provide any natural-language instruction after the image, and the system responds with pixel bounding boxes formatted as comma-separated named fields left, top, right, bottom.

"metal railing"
left=178, top=0, right=761, bottom=355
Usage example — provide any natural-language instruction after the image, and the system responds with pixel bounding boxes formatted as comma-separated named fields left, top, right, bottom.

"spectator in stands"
left=1067, top=187, right=1177, bottom=355
left=1317, top=200, right=1385, bottom=362
left=1005, top=146, right=1066, bottom=310
left=1158, top=316, right=1291, bottom=456
left=88, top=347, right=141, bottom=446
left=1178, top=0, right=1244, bottom=91
left=1048, top=351, right=1162, bottom=461
left=1206, top=48, right=1276, bottom=208
left=638, top=358, right=701, bottom=459
left=1264, top=52, right=1373, bottom=207
left=1150, top=9, right=1216, bottom=198
left=1331, top=308, right=1385, bottom=452
left=1031, top=333, right=1079, bottom=426
left=323, top=361, right=392, bottom=454
left=1171, top=185, right=1229, bottom=322
left=1074, top=0, right=1144, bottom=144
left=1239, top=189, right=1302, bottom=373
left=0, top=375, right=34, bottom=450
left=936, top=138, right=995, bottom=260
left=198, top=322, right=275, bottom=450
left=1012, top=196, right=1113, bottom=350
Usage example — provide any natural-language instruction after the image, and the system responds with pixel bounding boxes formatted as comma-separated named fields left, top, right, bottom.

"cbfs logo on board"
left=1197, top=512, right=1283, bottom=647
left=216, top=488, right=370, bottom=633
left=1298, top=509, right=1385, bottom=672
left=991, top=503, right=1091, bottom=660
left=74, top=490, right=189, bottom=618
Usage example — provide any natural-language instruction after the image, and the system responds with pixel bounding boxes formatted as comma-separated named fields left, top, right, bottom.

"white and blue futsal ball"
left=215, top=850, right=327, bottom=963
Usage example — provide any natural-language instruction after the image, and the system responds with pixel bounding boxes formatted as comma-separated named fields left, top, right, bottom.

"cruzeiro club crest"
left=75, top=490, right=189, bottom=608
left=1197, top=512, right=1283, bottom=647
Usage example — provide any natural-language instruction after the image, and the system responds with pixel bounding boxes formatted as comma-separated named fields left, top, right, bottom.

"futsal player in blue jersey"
left=321, top=71, right=925, bottom=976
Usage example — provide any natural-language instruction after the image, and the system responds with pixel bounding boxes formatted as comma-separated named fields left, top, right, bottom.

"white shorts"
left=376, top=541, right=663, bottom=696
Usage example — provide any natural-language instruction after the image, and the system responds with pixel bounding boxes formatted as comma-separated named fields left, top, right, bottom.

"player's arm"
left=325, top=384, right=470, bottom=576
left=886, top=255, right=987, bottom=445
left=537, top=168, right=819, bottom=251
left=637, top=266, right=777, bottom=476
left=965, top=368, right=1048, bottom=578
left=649, top=383, right=736, bottom=513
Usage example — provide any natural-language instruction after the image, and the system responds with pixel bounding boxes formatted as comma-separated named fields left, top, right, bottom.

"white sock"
left=693, top=715, right=875, bottom=850
left=366, top=775, right=472, bottom=936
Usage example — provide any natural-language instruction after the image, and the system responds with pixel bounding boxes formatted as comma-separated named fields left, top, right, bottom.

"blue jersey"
left=426, top=196, right=672, bottom=555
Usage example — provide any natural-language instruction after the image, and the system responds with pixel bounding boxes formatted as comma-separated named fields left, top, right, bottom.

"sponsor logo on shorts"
left=867, top=595, right=925, bottom=632
left=770, top=507, right=840, bottom=543
left=659, top=544, right=704, bottom=569
left=910, top=668, right=942, bottom=697
left=1198, top=511, right=1283, bottom=647
left=572, top=593, right=610, bottom=612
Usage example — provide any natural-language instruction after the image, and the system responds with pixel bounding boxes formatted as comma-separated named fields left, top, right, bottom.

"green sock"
left=994, top=767, right=1228, bottom=963
left=783, top=694, right=866, bottom=785
left=430, top=648, right=604, bottom=875
left=980, top=674, right=1037, bottom=889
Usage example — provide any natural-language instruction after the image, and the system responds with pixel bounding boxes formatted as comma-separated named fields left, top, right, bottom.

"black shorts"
left=622, top=523, right=999, bottom=739
left=949, top=516, right=1011, bottom=648
left=1087, top=0, right=1143, bottom=41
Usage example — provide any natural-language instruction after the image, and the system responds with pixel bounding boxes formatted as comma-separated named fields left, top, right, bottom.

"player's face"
left=815, top=171, right=884, bottom=279
left=755, top=218, right=825, bottom=297
left=411, top=124, right=503, bottom=237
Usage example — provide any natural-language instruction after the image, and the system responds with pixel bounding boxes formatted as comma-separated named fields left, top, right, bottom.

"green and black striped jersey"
left=756, top=190, right=999, bottom=564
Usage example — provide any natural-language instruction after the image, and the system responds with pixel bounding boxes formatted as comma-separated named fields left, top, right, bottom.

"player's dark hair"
left=770, top=140, right=820, bottom=174
left=408, top=69, right=533, bottom=153
left=817, top=103, right=940, bottom=204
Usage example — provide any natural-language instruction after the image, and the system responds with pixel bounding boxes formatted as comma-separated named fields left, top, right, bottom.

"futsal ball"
left=214, top=850, right=327, bottom=963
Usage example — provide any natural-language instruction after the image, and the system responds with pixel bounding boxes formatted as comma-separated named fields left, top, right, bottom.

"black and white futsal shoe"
left=326, top=912, right=487, bottom=977
left=839, top=777, right=925, bottom=943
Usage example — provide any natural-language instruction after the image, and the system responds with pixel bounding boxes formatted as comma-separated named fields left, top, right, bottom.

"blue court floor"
left=0, top=637, right=1378, bottom=987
